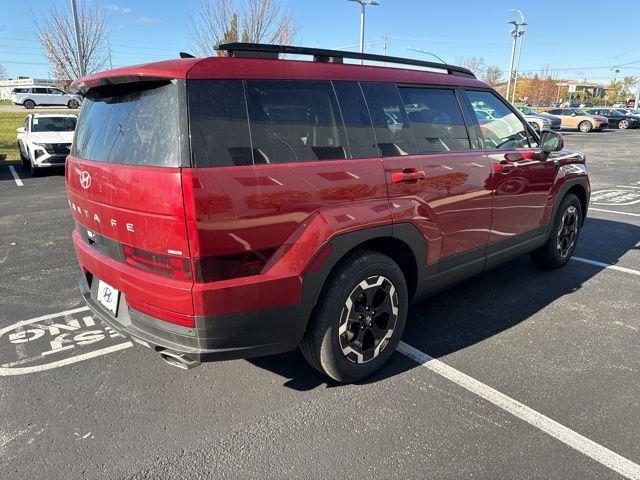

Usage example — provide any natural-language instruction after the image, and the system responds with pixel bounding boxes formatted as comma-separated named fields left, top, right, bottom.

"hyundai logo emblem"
left=79, top=170, right=91, bottom=189
left=102, top=288, right=112, bottom=302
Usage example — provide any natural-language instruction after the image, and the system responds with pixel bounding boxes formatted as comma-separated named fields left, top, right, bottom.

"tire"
left=578, top=121, right=592, bottom=133
left=530, top=193, right=582, bottom=269
left=618, top=119, right=629, bottom=130
left=28, top=152, right=39, bottom=177
left=300, top=250, right=408, bottom=383
left=23, top=99, right=35, bottom=109
left=67, top=99, right=79, bottom=109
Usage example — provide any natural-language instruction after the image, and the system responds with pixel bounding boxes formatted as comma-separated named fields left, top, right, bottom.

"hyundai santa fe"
left=66, top=43, right=590, bottom=382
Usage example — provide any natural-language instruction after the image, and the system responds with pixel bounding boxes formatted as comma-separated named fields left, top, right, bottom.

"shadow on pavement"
left=248, top=217, right=639, bottom=390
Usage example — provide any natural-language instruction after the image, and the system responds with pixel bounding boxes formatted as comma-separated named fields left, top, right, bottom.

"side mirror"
left=540, top=130, right=564, bottom=158
left=16, top=127, right=25, bottom=134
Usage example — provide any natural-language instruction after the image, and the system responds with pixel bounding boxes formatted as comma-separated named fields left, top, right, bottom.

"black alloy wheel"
left=556, top=205, right=579, bottom=259
left=338, top=275, right=399, bottom=365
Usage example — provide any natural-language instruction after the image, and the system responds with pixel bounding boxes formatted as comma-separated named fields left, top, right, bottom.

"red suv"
left=67, top=43, right=589, bottom=382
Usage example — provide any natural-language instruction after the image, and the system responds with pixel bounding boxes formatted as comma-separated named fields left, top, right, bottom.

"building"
left=0, top=77, right=60, bottom=101
left=557, top=80, right=607, bottom=99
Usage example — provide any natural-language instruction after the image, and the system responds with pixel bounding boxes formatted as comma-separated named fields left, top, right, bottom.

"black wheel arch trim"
left=547, top=177, right=590, bottom=236
left=300, top=222, right=427, bottom=322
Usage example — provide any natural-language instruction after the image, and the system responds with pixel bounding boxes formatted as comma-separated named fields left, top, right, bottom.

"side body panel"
left=383, top=152, right=493, bottom=262
left=182, top=158, right=392, bottom=317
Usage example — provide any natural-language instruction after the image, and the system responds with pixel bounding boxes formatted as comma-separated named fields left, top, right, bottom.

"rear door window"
left=399, top=87, right=471, bottom=153
left=188, top=80, right=253, bottom=167
left=360, top=83, right=415, bottom=157
left=245, top=80, right=348, bottom=164
left=72, top=81, right=185, bottom=167
left=332, top=82, right=378, bottom=159
left=466, top=90, right=536, bottom=150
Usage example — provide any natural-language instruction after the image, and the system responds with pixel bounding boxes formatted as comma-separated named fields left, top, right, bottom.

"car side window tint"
left=360, top=82, right=415, bottom=157
left=188, top=80, right=253, bottom=167
left=33, top=88, right=47, bottom=94
left=399, top=87, right=471, bottom=153
left=466, top=90, right=534, bottom=150
left=245, top=80, right=348, bottom=164
left=332, top=82, right=378, bottom=159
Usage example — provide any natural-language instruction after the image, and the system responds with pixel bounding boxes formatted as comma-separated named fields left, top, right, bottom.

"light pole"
left=70, top=0, right=85, bottom=78
left=407, top=47, right=448, bottom=64
left=505, top=10, right=526, bottom=103
left=510, top=11, right=527, bottom=103
left=348, top=0, right=379, bottom=64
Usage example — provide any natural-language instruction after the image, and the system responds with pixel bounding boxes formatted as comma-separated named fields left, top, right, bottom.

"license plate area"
left=96, top=280, right=120, bottom=315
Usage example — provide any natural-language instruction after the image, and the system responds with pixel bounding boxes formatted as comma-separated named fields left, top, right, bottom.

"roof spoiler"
left=216, top=42, right=476, bottom=78
left=70, top=75, right=171, bottom=95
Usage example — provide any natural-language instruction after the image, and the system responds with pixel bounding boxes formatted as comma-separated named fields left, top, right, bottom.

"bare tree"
left=483, top=66, right=503, bottom=87
left=34, top=0, right=110, bottom=81
left=190, top=0, right=298, bottom=57
left=455, top=56, right=486, bottom=77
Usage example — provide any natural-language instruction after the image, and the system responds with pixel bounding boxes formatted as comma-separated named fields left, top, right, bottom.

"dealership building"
left=0, top=77, right=59, bottom=101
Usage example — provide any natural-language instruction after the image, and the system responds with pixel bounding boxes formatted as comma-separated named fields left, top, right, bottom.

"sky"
left=1, top=0, right=639, bottom=84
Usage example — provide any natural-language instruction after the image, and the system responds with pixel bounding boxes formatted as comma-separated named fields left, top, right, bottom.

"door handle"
left=391, top=168, right=426, bottom=184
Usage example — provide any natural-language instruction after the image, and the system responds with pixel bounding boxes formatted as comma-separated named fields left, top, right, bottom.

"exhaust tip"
left=159, top=350, right=201, bottom=370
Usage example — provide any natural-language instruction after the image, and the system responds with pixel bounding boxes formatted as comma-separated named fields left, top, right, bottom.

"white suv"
left=16, top=114, right=77, bottom=175
left=11, top=86, right=81, bottom=109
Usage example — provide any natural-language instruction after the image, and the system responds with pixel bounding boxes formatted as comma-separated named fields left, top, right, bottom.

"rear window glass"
left=12, top=88, right=28, bottom=94
left=399, top=87, right=471, bottom=153
left=32, top=116, right=76, bottom=132
left=72, top=81, right=182, bottom=167
left=188, top=80, right=253, bottom=167
left=245, top=80, right=348, bottom=164
left=360, top=83, right=415, bottom=157
left=333, top=82, right=378, bottom=159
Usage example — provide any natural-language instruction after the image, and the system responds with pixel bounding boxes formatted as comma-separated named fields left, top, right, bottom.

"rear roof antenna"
left=179, top=52, right=195, bottom=59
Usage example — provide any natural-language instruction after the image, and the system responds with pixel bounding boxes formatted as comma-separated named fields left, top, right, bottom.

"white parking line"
left=572, top=257, right=640, bottom=277
left=589, top=208, right=640, bottom=218
left=397, top=342, right=640, bottom=480
left=8, top=165, right=23, bottom=187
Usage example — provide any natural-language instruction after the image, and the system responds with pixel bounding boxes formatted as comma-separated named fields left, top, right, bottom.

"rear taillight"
left=122, top=244, right=191, bottom=280
left=192, top=248, right=277, bottom=283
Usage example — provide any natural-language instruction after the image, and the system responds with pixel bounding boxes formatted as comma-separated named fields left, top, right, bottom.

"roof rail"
left=215, top=43, right=476, bottom=79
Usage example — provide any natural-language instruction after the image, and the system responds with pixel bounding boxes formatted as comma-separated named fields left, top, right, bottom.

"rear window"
left=399, top=87, right=471, bottom=153
left=245, top=80, right=348, bottom=164
left=360, top=83, right=416, bottom=157
left=72, top=81, right=184, bottom=167
left=12, top=88, right=28, bottom=94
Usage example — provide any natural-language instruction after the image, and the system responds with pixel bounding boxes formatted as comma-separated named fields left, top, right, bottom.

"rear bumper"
left=80, top=273, right=304, bottom=361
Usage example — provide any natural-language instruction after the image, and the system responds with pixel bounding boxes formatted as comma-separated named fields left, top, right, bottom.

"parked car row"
left=516, top=105, right=640, bottom=133
left=10, top=86, right=82, bottom=109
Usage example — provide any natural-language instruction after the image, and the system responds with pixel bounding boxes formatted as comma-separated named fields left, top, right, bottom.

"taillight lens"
left=122, top=244, right=191, bottom=280
left=192, top=248, right=276, bottom=283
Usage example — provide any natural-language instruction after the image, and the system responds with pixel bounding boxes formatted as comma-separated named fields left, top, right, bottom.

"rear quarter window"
left=72, top=81, right=185, bottom=167
left=188, top=80, right=253, bottom=167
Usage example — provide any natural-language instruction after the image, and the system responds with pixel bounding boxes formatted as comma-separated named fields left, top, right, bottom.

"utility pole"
left=635, top=82, right=640, bottom=110
left=348, top=0, right=379, bottom=64
left=70, top=0, right=85, bottom=77
left=505, top=10, right=526, bottom=103
left=382, top=35, right=388, bottom=56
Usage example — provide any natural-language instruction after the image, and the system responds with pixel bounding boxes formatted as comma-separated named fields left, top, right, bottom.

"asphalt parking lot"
left=0, top=129, right=638, bottom=479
